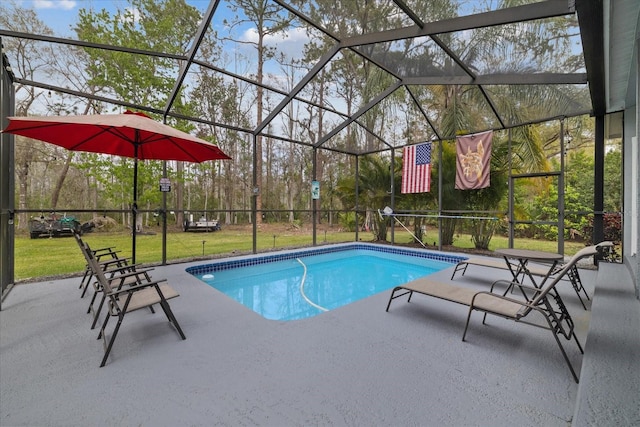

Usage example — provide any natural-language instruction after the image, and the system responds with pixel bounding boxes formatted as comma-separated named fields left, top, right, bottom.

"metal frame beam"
left=163, top=0, right=220, bottom=116
left=315, top=82, right=402, bottom=148
left=0, top=43, right=16, bottom=305
left=401, top=73, right=588, bottom=86
left=342, top=0, right=574, bottom=48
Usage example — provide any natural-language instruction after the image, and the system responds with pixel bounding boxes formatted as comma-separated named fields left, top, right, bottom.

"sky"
left=10, top=0, right=317, bottom=118
left=21, top=0, right=310, bottom=64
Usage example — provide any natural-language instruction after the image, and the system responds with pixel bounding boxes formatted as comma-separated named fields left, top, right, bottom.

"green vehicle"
left=29, top=215, right=83, bottom=239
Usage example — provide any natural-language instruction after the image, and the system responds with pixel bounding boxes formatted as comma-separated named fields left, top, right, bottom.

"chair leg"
left=97, top=306, right=111, bottom=340
left=99, top=296, right=131, bottom=367
left=87, top=287, right=99, bottom=314
left=531, top=301, right=582, bottom=383
left=100, top=314, right=124, bottom=367
left=385, top=291, right=395, bottom=312
left=79, top=270, right=86, bottom=290
left=572, top=328, right=584, bottom=354
left=91, top=293, right=107, bottom=329
left=99, top=295, right=184, bottom=367
left=451, top=263, right=467, bottom=280
left=79, top=268, right=92, bottom=296
left=385, top=288, right=413, bottom=312
left=547, top=316, right=581, bottom=383
left=80, top=279, right=91, bottom=298
left=462, top=307, right=475, bottom=341
left=571, top=266, right=586, bottom=294
left=565, top=267, right=586, bottom=309
left=158, top=299, right=186, bottom=340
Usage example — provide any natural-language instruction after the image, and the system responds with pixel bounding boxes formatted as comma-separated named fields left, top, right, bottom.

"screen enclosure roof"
left=0, top=0, right=616, bottom=156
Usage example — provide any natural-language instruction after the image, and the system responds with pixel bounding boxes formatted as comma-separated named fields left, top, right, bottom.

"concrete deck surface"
left=1, top=250, right=599, bottom=426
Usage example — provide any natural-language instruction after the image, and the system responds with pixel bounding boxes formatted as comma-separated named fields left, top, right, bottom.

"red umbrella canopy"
left=2, top=110, right=230, bottom=162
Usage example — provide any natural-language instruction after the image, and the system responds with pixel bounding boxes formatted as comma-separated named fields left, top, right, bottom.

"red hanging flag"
left=402, top=142, right=431, bottom=194
left=455, top=131, right=492, bottom=190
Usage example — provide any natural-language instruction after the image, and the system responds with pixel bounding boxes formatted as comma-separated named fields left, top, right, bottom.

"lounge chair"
left=449, top=243, right=615, bottom=310
left=450, top=256, right=592, bottom=308
left=386, top=244, right=601, bottom=382
left=86, top=251, right=185, bottom=367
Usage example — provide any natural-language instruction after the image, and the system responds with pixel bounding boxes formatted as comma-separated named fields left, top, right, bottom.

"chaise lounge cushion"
left=397, top=278, right=525, bottom=318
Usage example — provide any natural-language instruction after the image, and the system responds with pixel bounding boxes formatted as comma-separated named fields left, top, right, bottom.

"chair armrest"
left=102, top=261, right=143, bottom=273
left=107, top=278, right=168, bottom=296
left=471, top=290, right=529, bottom=306
left=99, top=257, right=132, bottom=267
left=95, top=250, right=121, bottom=259
left=489, top=279, right=515, bottom=292
left=106, top=268, right=155, bottom=290
left=470, top=291, right=537, bottom=317
left=105, top=266, right=154, bottom=281
left=92, top=246, right=117, bottom=253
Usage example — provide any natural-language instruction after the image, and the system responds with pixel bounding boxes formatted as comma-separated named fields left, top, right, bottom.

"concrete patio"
left=0, top=249, right=637, bottom=426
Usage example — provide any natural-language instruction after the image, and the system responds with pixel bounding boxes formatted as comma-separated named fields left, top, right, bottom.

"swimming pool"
left=187, top=243, right=464, bottom=321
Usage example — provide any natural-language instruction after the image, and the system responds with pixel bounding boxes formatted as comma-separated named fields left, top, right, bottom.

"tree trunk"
left=16, top=161, right=29, bottom=231
left=441, top=217, right=457, bottom=246
left=50, top=152, right=73, bottom=210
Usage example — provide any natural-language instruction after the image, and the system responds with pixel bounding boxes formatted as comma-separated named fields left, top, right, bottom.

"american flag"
left=401, top=142, right=431, bottom=193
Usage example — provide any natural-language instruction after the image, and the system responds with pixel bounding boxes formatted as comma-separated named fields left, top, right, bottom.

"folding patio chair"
left=75, top=235, right=153, bottom=329
left=86, top=251, right=185, bottom=367
left=73, top=232, right=130, bottom=298
left=523, top=241, right=615, bottom=309
left=387, top=244, right=603, bottom=382
left=461, top=244, right=601, bottom=382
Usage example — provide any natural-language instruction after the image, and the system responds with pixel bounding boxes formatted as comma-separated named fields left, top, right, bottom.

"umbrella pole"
left=132, top=145, right=138, bottom=264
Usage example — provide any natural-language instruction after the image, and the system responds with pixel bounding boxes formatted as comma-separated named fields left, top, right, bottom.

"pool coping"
left=185, top=242, right=467, bottom=275
left=186, top=242, right=466, bottom=321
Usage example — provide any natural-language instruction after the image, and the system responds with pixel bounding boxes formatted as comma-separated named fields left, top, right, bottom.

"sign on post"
left=159, top=178, right=171, bottom=192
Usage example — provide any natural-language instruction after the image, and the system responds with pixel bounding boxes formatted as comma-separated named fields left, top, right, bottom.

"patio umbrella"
left=2, top=110, right=230, bottom=262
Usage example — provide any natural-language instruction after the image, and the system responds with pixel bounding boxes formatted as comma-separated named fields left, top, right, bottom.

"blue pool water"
left=187, top=244, right=462, bottom=321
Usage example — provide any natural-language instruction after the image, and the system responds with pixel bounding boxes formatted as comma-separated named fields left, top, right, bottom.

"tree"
left=603, top=147, right=622, bottom=213
left=74, top=0, right=204, bottom=228
left=0, top=2, right=63, bottom=229
left=336, top=154, right=397, bottom=241
left=224, top=0, right=292, bottom=224
left=189, top=35, right=251, bottom=225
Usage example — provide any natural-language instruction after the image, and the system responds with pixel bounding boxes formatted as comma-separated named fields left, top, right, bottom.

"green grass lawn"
left=12, top=225, right=586, bottom=282
left=13, top=226, right=356, bottom=281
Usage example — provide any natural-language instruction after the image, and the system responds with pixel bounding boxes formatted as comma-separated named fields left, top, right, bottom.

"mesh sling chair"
left=74, top=233, right=153, bottom=329
left=73, top=232, right=131, bottom=298
left=387, top=244, right=602, bottom=382
left=86, top=251, right=185, bottom=367
left=450, top=250, right=603, bottom=311
left=452, top=257, right=595, bottom=307
left=461, top=244, right=601, bottom=382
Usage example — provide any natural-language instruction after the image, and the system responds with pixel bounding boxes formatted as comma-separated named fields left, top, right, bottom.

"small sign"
left=159, top=177, right=171, bottom=192
left=311, top=180, right=320, bottom=200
